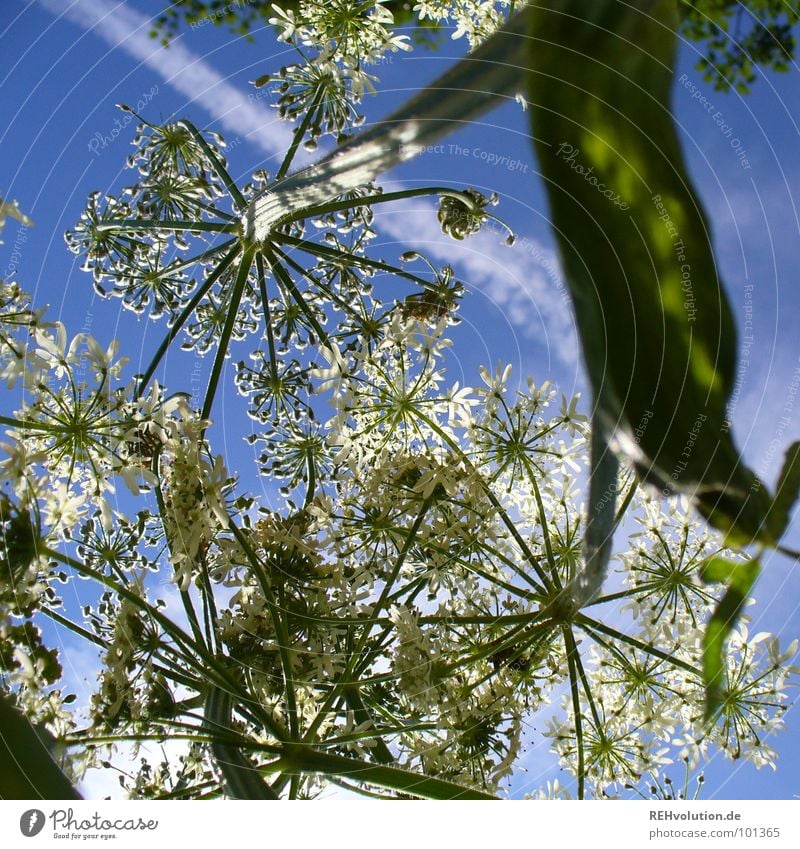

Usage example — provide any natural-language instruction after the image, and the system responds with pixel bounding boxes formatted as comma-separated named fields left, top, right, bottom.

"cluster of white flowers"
left=3, top=259, right=795, bottom=797
left=1, top=2, right=797, bottom=799
left=270, top=1, right=411, bottom=102
left=414, top=0, right=520, bottom=46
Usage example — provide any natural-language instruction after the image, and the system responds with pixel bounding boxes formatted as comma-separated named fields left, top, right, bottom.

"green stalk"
left=204, top=686, right=280, bottom=799
left=262, top=243, right=330, bottom=346
left=280, top=186, right=494, bottom=227
left=563, top=625, right=586, bottom=799
left=415, top=409, right=551, bottom=592
left=275, top=85, right=327, bottom=181
left=227, top=521, right=300, bottom=740
left=575, top=614, right=701, bottom=677
left=41, top=545, right=286, bottom=740
left=201, top=248, right=255, bottom=422
left=178, top=119, right=248, bottom=211
left=274, top=233, right=444, bottom=290
left=135, top=244, right=240, bottom=398
left=276, top=745, right=497, bottom=799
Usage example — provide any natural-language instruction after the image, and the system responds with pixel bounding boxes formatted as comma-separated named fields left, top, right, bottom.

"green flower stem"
left=227, top=520, right=300, bottom=741
left=275, top=84, right=328, bottom=182
left=342, top=686, right=395, bottom=764
left=254, top=252, right=279, bottom=376
left=204, top=686, right=281, bottom=799
left=525, top=458, right=562, bottom=589
left=0, top=414, right=70, bottom=432
left=563, top=625, right=586, bottom=800
left=177, top=119, right=247, bottom=211
left=40, top=545, right=287, bottom=741
left=201, top=247, right=255, bottom=423
left=275, top=744, right=497, bottom=799
left=64, top=727, right=281, bottom=756
left=135, top=244, right=240, bottom=399
left=326, top=778, right=404, bottom=800
left=442, top=615, right=557, bottom=677
left=159, top=780, right=219, bottom=800
left=280, top=186, right=492, bottom=227
left=568, top=627, right=603, bottom=730
left=262, top=243, right=330, bottom=346
left=273, top=245, right=389, bottom=332
left=39, top=606, right=108, bottom=649
left=301, top=498, right=435, bottom=745
left=243, top=10, right=530, bottom=241
left=613, top=474, right=638, bottom=528
left=274, top=233, right=446, bottom=291
left=319, top=718, right=436, bottom=750
left=585, top=589, right=638, bottom=607
left=575, top=613, right=702, bottom=677
left=198, top=562, right=221, bottom=654
left=415, top=408, right=552, bottom=593
left=162, top=238, right=237, bottom=275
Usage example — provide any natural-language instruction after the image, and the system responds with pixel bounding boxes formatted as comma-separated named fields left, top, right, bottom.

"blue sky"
left=2, top=0, right=800, bottom=799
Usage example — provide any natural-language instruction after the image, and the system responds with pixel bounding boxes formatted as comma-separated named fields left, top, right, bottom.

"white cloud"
left=36, top=0, right=294, bottom=159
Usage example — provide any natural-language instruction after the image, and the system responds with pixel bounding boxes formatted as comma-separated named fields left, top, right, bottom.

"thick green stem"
left=243, top=10, right=530, bottom=241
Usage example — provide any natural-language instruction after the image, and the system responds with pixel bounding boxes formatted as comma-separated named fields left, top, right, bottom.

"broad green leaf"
left=204, top=687, right=279, bottom=799
left=700, top=556, right=761, bottom=722
left=525, top=0, right=774, bottom=545
left=0, top=692, right=81, bottom=799
left=767, top=441, right=800, bottom=538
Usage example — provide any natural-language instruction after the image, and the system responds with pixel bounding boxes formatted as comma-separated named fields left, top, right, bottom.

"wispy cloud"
left=36, top=0, right=294, bottom=159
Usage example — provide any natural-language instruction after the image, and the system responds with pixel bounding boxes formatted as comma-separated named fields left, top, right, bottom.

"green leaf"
left=700, top=556, right=761, bottom=723
left=767, top=441, right=800, bottom=538
left=524, top=0, right=774, bottom=545
left=0, top=692, right=81, bottom=800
